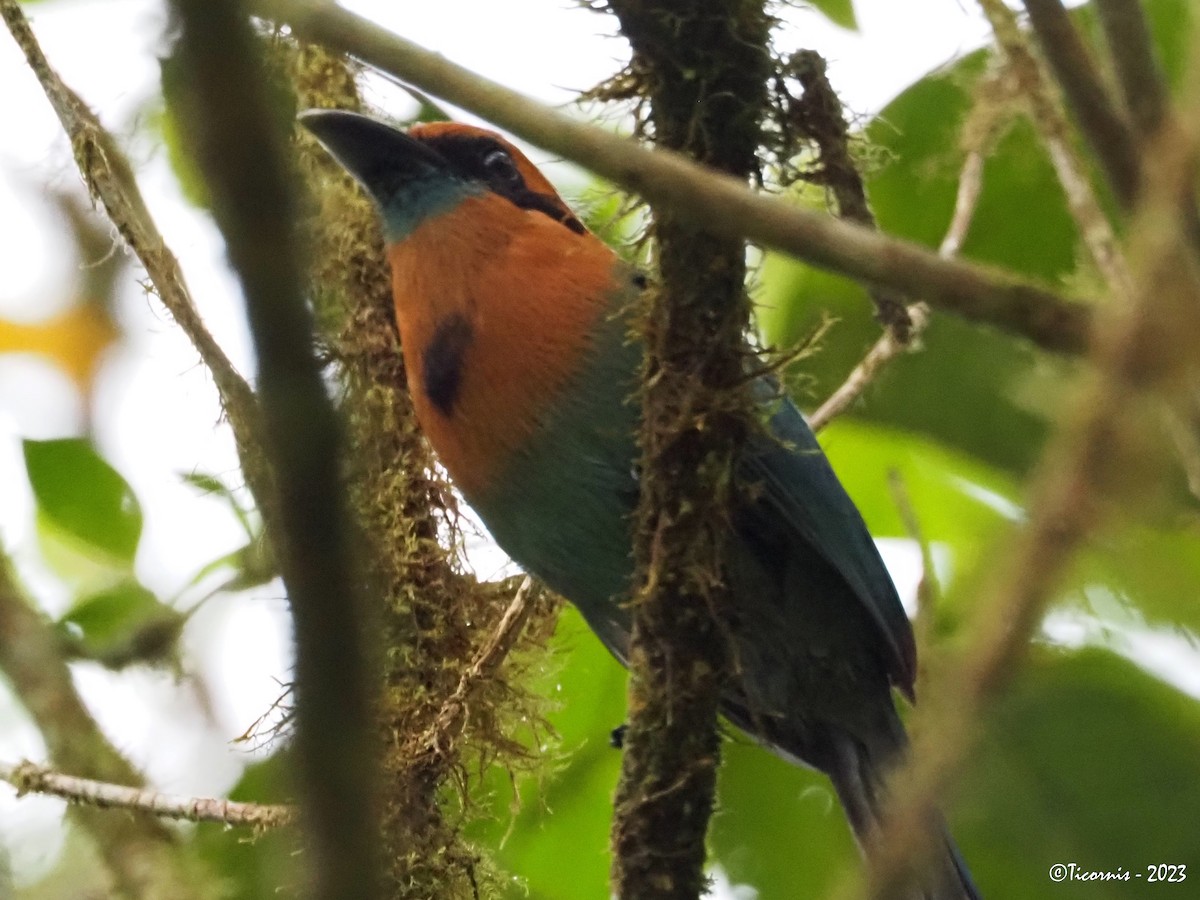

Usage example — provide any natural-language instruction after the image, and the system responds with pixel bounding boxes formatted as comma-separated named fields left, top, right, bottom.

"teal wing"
left=739, top=390, right=917, bottom=697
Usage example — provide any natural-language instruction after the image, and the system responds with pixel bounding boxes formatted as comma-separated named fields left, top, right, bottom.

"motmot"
left=300, top=109, right=980, bottom=900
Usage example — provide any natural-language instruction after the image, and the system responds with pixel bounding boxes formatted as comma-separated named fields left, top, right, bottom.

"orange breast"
left=388, top=194, right=622, bottom=499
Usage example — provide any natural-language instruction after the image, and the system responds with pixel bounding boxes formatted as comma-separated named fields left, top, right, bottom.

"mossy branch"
left=250, top=0, right=1094, bottom=357
left=289, top=41, right=560, bottom=898
left=783, top=49, right=911, bottom=339
left=603, top=2, right=772, bottom=898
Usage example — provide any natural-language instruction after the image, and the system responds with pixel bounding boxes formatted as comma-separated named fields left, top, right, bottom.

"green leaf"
left=958, top=648, right=1200, bottom=898
left=713, top=737, right=855, bottom=898
left=181, top=470, right=255, bottom=537
left=808, top=0, right=857, bottom=30
left=23, top=438, right=142, bottom=567
left=465, top=607, right=626, bottom=899
left=59, top=581, right=184, bottom=669
left=1070, top=519, right=1200, bottom=636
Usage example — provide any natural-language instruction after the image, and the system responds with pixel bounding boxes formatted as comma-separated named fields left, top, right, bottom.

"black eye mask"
left=420, top=133, right=586, bottom=235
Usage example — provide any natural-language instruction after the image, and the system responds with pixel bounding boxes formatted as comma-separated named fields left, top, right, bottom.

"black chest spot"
left=422, top=314, right=474, bottom=416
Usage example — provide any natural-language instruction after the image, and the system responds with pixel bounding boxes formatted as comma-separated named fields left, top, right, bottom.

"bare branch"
left=808, top=304, right=929, bottom=432
left=938, top=149, right=988, bottom=261
left=1, top=761, right=295, bottom=828
left=809, top=141, right=986, bottom=431
left=250, top=0, right=1094, bottom=356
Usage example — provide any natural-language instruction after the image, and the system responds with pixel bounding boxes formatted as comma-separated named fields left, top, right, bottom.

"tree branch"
left=786, top=49, right=911, bottom=339
left=250, top=0, right=1094, bottom=357
left=983, top=0, right=1132, bottom=299
left=168, top=2, right=379, bottom=898
left=810, top=129, right=988, bottom=431
left=1, top=761, right=295, bottom=828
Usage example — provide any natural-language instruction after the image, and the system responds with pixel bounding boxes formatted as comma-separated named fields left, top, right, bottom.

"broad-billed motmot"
left=300, top=109, right=980, bottom=900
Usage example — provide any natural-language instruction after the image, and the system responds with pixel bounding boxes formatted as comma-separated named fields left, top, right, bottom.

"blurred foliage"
left=1, top=0, right=1198, bottom=898
left=0, top=192, right=125, bottom=416
left=0, top=303, right=118, bottom=393
left=179, top=472, right=277, bottom=595
left=57, top=580, right=185, bottom=670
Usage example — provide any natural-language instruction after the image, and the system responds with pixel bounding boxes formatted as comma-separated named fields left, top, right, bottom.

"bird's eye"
left=482, top=148, right=522, bottom=185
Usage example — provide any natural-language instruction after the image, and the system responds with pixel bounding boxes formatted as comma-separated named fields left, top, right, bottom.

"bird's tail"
left=827, top=728, right=981, bottom=900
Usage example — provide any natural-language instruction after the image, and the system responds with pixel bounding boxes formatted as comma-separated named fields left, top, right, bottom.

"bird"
left=299, top=108, right=980, bottom=900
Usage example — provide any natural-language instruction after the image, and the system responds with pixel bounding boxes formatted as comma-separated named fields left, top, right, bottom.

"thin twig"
left=408, top=578, right=537, bottom=762
left=1021, top=0, right=1142, bottom=210
left=808, top=304, right=929, bottom=432
left=808, top=142, right=986, bottom=431
left=938, top=149, right=988, bottom=261
left=983, top=0, right=1132, bottom=299
left=886, top=470, right=940, bottom=683
left=169, top=2, right=378, bottom=898
left=1, top=760, right=295, bottom=828
left=250, top=0, right=1095, bottom=356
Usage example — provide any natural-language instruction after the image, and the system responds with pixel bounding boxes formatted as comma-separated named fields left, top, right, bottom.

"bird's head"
left=299, top=109, right=585, bottom=242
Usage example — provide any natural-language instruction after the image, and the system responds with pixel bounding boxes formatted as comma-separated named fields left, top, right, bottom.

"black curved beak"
left=298, top=109, right=449, bottom=202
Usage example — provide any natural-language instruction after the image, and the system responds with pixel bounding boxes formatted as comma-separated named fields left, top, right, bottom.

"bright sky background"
left=7, top=0, right=1189, bottom=892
